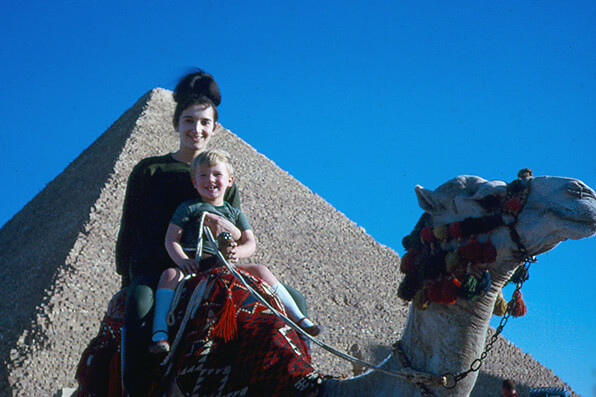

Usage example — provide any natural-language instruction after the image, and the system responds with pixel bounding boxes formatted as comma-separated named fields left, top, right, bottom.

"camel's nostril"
left=567, top=182, right=596, bottom=200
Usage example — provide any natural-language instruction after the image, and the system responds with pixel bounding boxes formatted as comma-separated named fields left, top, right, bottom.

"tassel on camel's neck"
left=212, top=291, right=237, bottom=342
left=509, top=290, right=527, bottom=317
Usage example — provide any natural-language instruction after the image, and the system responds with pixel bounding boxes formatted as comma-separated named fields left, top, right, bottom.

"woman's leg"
left=122, top=273, right=159, bottom=396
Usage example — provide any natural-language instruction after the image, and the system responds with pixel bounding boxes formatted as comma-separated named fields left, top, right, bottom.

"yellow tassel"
left=493, top=291, right=508, bottom=316
left=433, top=224, right=449, bottom=241
left=413, top=288, right=430, bottom=310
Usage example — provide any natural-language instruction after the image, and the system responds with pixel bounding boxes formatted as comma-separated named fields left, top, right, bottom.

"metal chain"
left=442, top=258, right=535, bottom=389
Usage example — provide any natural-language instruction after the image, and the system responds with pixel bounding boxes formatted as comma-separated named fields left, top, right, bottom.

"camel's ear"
left=415, top=185, right=446, bottom=214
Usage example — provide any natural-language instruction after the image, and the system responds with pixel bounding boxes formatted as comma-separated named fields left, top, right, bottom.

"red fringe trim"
left=211, top=292, right=238, bottom=342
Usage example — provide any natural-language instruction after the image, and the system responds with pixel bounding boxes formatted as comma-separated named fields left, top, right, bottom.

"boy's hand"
left=178, top=258, right=201, bottom=274
left=224, top=241, right=239, bottom=264
left=217, top=232, right=238, bottom=263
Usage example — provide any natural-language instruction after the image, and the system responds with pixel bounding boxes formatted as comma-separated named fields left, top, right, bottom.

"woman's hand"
left=177, top=258, right=202, bottom=274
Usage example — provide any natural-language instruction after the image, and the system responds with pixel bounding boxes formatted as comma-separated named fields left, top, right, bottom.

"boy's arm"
left=164, top=223, right=201, bottom=273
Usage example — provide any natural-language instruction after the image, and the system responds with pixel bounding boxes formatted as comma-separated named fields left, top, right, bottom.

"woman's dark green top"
left=115, top=153, right=241, bottom=279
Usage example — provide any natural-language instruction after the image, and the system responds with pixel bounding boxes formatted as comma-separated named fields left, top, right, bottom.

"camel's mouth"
left=550, top=206, right=596, bottom=239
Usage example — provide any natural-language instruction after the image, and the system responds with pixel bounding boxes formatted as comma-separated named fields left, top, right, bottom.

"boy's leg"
left=282, top=283, right=307, bottom=317
left=122, top=274, right=159, bottom=396
left=271, top=282, right=308, bottom=323
left=237, top=264, right=322, bottom=336
left=151, top=288, right=175, bottom=342
left=151, top=268, right=183, bottom=344
left=271, top=282, right=323, bottom=336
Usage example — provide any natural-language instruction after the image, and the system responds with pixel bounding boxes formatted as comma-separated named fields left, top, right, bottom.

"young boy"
left=150, top=149, right=322, bottom=353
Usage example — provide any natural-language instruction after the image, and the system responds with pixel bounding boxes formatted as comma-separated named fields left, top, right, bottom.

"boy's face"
left=192, top=162, right=234, bottom=205
left=177, top=104, right=216, bottom=154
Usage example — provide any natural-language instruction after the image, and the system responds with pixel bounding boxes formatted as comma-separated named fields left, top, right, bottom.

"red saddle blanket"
left=75, top=267, right=322, bottom=396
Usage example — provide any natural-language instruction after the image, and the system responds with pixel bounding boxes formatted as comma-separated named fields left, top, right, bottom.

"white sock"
left=272, top=282, right=312, bottom=326
left=152, top=288, right=175, bottom=342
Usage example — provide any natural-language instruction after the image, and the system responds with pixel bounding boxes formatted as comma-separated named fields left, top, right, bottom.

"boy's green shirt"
left=116, top=154, right=241, bottom=279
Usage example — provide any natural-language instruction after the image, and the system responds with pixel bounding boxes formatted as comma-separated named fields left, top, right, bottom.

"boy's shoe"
left=297, top=318, right=324, bottom=337
left=149, top=340, right=170, bottom=354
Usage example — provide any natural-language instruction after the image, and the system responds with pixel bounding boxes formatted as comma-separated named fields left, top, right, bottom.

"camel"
left=318, top=171, right=596, bottom=396
left=76, top=171, right=596, bottom=396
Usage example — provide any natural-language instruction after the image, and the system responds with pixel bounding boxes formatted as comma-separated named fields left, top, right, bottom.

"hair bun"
left=173, top=69, right=221, bottom=106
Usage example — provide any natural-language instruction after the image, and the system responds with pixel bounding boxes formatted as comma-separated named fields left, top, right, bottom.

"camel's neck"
left=321, top=276, right=515, bottom=397
left=321, top=230, right=523, bottom=397
left=399, top=251, right=519, bottom=396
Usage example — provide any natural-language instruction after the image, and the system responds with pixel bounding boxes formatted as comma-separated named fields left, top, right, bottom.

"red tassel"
left=108, top=352, right=122, bottom=397
left=440, top=278, right=460, bottom=304
left=427, top=282, right=442, bottom=303
left=212, top=291, right=237, bottom=342
left=506, top=198, right=522, bottom=213
left=510, top=290, right=527, bottom=317
left=421, top=226, right=436, bottom=243
left=481, top=240, right=498, bottom=263
left=458, top=239, right=483, bottom=264
left=400, top=250, right=418, bottom=274
left=449, top=222, right=463, bottom=239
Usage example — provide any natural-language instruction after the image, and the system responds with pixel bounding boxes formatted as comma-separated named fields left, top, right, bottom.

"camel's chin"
left=563, top=221, right=596, bottom=240
left=533, top=241, right=560, bottom=256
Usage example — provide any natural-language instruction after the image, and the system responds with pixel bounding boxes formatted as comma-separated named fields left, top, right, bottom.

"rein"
left=176, top=169, right=537, bottom=393
left=200, top=227, right=449, bottom=387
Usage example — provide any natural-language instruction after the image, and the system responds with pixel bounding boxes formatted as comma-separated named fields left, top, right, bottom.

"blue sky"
left=2, top=1, right=595, bottom=395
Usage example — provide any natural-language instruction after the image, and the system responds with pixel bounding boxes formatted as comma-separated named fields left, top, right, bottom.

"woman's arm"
left=115, top=164, right=144, bottom=277
left=164, top=223, right=201, bottom=273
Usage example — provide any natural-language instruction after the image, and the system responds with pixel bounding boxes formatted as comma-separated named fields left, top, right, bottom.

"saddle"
left=75, top=266, right=321, bottom=396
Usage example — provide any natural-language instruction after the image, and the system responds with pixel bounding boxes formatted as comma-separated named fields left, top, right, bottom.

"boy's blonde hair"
left=190, top=149, right=234, bottom=176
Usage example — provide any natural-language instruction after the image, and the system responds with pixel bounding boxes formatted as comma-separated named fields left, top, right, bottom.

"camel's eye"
left=476, top=194, right=503, bottom=212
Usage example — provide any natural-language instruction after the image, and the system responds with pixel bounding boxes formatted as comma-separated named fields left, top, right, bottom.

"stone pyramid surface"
left=0, top=88, right=574, bottom=396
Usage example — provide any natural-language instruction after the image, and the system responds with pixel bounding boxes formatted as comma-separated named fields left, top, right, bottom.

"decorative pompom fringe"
left=211, top=292, right=238, bottom=342
left=413, top=288, right=430, bottom=310
left=493, top=291, right=508, bottom=316
left=509, top=290, right=527, bottom=317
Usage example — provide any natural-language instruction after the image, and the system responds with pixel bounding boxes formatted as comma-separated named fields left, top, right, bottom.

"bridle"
left=397, top=169, right=537, bottom=392
left=183, top=170, right=538, bottom=395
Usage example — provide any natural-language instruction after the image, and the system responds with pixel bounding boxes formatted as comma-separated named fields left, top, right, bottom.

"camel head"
left=398, top=170, right=596, bottom=305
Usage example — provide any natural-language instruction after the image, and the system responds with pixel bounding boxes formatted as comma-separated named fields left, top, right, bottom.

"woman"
left=117, top=69, right=240, bottom=396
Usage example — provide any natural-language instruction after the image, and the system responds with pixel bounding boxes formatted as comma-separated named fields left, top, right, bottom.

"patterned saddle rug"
left=75, top=267, right=322, bottom=396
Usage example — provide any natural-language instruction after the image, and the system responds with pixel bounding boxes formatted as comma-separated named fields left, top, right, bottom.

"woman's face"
left=177, top=104, right=217, bottom=154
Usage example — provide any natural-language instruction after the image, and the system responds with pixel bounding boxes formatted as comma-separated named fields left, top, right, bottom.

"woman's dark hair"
left=173, top=69, right=221, bottom=129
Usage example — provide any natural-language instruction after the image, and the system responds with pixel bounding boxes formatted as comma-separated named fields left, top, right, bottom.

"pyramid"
left=0, top=88, right=574, bottom=396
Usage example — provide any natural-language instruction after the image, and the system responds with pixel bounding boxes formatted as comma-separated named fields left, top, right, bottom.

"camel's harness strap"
left=440, top=173, right=536, bottom=389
